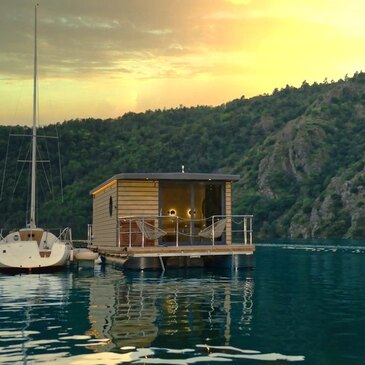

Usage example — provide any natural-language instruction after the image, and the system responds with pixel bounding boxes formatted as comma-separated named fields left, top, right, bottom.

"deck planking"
left=96, top=244, right=255, bottom=258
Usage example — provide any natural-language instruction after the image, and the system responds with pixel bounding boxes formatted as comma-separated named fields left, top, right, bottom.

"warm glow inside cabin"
left=90, top=173, right=252, bottom=249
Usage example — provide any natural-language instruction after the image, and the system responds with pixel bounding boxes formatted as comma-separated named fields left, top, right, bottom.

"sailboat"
left=0, top=6, right=72, bottom=272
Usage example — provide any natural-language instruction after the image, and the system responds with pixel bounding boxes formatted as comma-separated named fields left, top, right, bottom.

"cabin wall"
left=118, top=180, right=159, bottom=216
left=92, top=182, right=117, bottom=247
left=117, top=180, right=160, bottom=247
left=225, top=181, right=232, bottom=245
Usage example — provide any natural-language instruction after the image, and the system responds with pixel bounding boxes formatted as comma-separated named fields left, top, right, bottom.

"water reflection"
left=0, top=266, right=261, bottom=364
left=4, top=244, right=365, bottom=363
left=88, top=269, right=255, bottom=350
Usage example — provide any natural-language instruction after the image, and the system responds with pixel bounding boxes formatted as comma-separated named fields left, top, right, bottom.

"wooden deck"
left=96, top=244, right=255, bottom=258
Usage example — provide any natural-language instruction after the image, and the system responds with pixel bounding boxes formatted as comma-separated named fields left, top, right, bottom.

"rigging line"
left=14, top=127, right=29, bottom=186
left=12, top=144, right=31, bottom=196
left=56, top=125, right=64, bottom=203
left=0, top=134, right=11, bottom=201
left=43, top=129, right=55, bottom=199
left=25, top=156, right=31, bottom=226
left=14, top=134, right=20, bottom=178
left=37, top=143, right=53, bottom=196
left=38, top=168, right=47, bottom=215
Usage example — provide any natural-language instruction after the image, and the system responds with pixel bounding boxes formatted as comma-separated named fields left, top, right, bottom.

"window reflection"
left=160, top=182, right=224, bottom=245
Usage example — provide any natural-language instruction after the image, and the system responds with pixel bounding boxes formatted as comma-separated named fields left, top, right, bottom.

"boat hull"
left=0, top=239, right=71, bottom=272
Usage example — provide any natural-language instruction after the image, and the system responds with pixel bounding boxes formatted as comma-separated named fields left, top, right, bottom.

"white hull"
left=0, top=229, right=71, bottom=271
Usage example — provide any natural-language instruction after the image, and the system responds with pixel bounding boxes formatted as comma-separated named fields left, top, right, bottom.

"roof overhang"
left=90, top=172, right=240, bottom=195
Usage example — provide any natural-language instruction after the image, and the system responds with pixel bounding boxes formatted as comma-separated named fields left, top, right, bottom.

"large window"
left=160, top=181, right=224, bottom=245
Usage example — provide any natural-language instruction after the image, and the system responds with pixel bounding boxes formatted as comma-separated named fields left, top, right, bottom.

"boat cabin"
left=90, top=172, right=254, bottom=269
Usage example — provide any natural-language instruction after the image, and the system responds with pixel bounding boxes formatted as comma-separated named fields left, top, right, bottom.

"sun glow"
left=226, top=0, right=252, bottom=4
left=1, top=0, right=364, bottom=125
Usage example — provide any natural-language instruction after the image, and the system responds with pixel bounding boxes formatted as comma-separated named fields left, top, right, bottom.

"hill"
left=1, top=72, right=365, bottom=240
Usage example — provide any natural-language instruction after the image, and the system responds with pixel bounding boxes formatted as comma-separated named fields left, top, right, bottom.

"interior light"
left=169, top=209, right=176, bottom=216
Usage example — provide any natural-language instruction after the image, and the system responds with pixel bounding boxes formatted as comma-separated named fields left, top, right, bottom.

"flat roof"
left=90, top=172, right=240, bottom=195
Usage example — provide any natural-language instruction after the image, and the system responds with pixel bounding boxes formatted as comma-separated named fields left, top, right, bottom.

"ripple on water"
left=2, top=252, right=363, bottom=364
left=2, top=346, right=303, bottom=365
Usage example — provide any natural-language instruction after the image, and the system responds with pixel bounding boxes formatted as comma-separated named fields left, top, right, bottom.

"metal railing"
left=87, top=224, right=93, bottom=245
left=117, top=214, right=253, bottom=248
left=58, top=227, right=73, bottom=244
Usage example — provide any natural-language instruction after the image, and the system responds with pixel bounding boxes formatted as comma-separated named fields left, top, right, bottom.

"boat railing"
left=87, top=224, right=93, bottom=245
left=58, top=227, right=73, bottom=244
left=117, top=215, right=253, bottom=249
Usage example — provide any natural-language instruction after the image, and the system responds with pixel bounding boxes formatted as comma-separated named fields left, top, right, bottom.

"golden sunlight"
left=1, top=0, right=364, bottom=125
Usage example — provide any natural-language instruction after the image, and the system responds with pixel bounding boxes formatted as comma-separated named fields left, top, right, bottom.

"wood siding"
left=225, top=181, right=232, bottom=245
left=118, top=180, right=159, bottom=217
left=118, top=180, right=159, bottom=246
left=92, top=181, right=117, bottom=246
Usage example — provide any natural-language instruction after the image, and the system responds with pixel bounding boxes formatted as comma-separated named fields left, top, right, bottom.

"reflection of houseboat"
left=87, top=272, right=158, bottom=349
left=90, top=172, right=254, bottom=270
left=87, top=270, right=254, bottom=349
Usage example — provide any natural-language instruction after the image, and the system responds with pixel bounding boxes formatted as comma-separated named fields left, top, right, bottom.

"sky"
left=1, top=0, right=365, bottom=126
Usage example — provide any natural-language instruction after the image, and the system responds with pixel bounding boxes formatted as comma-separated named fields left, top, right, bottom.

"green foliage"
left=2, top=72, right=365, bottom=239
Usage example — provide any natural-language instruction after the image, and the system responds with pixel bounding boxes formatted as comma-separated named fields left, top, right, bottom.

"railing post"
left=244, top=216, right=247, bottom=245
left=212, top=216, right=215, bottom=246
left=176, top=216, right=179, bottom=247
left=250, top=216, right=253, bottom=245
left=87, top=224, right=92, bottom=245
left=142, top=216, right=145, bottom=248
left=155, top=218, right=158, bottom=247
left=69, top=227, right=73, bottom=244
left=129, top=219, right=132, bottom=248
left=117, top=219, right=120, bottom=247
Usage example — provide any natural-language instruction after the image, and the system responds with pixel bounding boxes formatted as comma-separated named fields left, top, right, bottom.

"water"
left=1, top=242, right=365, bottom=364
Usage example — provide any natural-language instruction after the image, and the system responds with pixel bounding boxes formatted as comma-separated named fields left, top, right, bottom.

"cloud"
left=1, top=0, right=244, bottom=83
left=1, top=0, right=365, bottom=125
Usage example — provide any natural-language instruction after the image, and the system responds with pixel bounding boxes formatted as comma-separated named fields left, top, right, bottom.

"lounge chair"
left=135, top=219, right=167, bottom=240
left=198, top=218, right=227, bottom=240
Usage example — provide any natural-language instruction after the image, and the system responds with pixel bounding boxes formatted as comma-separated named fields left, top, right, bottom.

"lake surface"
left=1, top=241, right=365, bottom=364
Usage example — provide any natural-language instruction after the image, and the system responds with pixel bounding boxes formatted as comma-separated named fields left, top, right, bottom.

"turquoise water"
left=1, top=242, right=365, bottom=364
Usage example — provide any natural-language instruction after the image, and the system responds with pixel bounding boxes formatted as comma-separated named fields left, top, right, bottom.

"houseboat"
left=89, top=172, right=254, bottom=270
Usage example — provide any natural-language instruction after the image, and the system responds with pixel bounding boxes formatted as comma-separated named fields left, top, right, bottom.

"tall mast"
left=30, top=5, right=38, bottom=229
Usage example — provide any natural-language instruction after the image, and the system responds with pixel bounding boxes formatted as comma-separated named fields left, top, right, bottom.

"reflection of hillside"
left=88, top=270, right=255, bottom=349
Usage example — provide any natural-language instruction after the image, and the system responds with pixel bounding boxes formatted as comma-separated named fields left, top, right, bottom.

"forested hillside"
left=1, top=72, right=365, bottom=239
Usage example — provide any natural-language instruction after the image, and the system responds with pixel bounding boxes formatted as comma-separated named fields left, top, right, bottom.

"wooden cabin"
left=90, top=173, right=254, bottom=270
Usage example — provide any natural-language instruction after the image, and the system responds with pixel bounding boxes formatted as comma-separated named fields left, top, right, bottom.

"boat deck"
left=96, top=244, right=255, bottom=258
left=90, top=214, right=255, bottom=270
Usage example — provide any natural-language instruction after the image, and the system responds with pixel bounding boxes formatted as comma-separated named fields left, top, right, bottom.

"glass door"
left=160, top=181, right=224, bottom=245
left=160, top=182, right=192, bottom=245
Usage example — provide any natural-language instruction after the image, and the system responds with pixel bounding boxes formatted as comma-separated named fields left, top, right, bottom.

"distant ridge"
left=1, top=72, right=365, bottom=239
